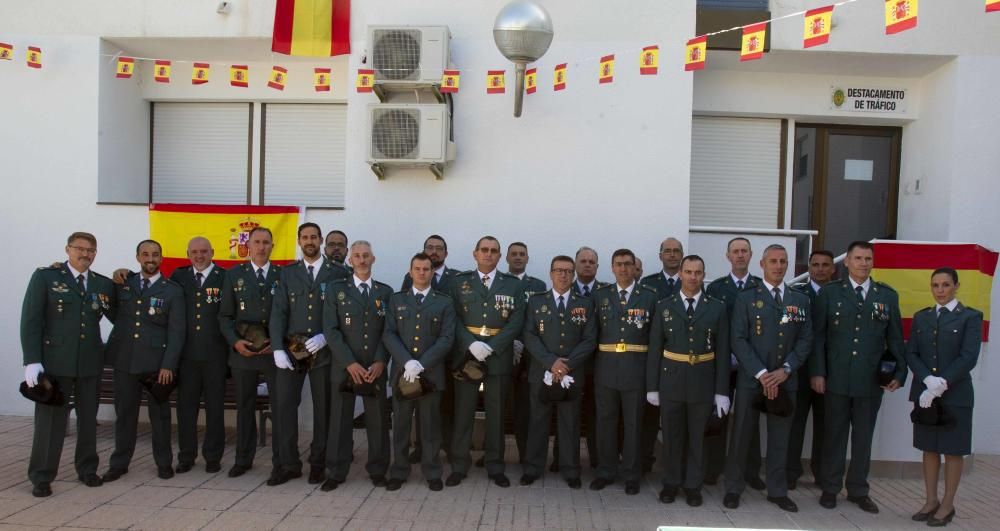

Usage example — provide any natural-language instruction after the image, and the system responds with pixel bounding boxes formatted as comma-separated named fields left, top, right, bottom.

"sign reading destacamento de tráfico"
left=830, top=86, right=907, bottom=113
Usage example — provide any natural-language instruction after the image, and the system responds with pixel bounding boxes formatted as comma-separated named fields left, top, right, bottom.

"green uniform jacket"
left=810, top=278, right=907, bottom=397
left=572, top=280, right=608, bottom=298
left=323, top=278, right=393, bottom=369
left=383, top=290, right=457, bottom=388
left=640, top=271, right=681, bottom=301
left=522, top=291, right=597, bottom=382
left=647, top=293, right=730, bottom=403
left=706, top=274, right=762, bottom=317
left=518, top=274, right=548, bottom=301
left=731, top=284, right=813, bottom=390
left=269, top=259, right=350, bottom=368
left=906, top=304, right=982, bottom=407
left=20, top=263, right=117, bottom=377
left=170, top=264, right=228, bottom=363
left=106, top=273, right=185, bottom=374
left=592, top=283, right=658, bottom=391
left=448, top=271, right=526, bottom=375
left=218, top=262, right=282, bottom=371
left=790, top=280, right=822, bottom=390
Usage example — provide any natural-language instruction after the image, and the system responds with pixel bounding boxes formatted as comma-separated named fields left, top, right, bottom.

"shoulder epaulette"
left=873, top=280, right=897, bottom=293
left=917, top=306, right=934, bottom=315
left=373, top=279, right=392, bottom=290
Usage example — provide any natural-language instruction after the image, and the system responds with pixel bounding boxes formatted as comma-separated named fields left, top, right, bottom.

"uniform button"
left=81, top=323, right=86, bottom=327
left=364, top=345, right=369, bottom=350
left=778, top=344, right=783, bottom=348
left=852, top=350, right=857, bottom=355
left=135, top=311, right=140, bottom=316
left=620, top=317, right=625, bottom=321
left=853, top=338, right=859, bottom=343
left=413, top=347, right=419, bottom=352
left=560, top=333, right=565, bottom=337
left=689, top=326, right=694, bottom=331
left=778, top=332, right=783, bottom=337
left=620, top=327, right=624, bottom=331
left=414, top=336, right=420, bottom=340
left=932, top=367, right=937, bottom=371
left=855, top=327, right=860, bottom=331
left=196, top=314, right=201, bottom=319
left=196, top=326, right=201, bottom=330
left=196, top=303, right=201, bottom=308
left=559, top=344, right=564, bottom=349
left=307, top=315, right=312, bottom=320
left=135, top=322, right=141, bottom=326
left=689, top=349, right=694, bottom=354
left=364, top=334, right=369, bottom=339
left=689, top=338, right=693, bottom=342
left=80, top=334, right=85, bottom=339
left=482, top=313, right=487, bottom=318
left=416, top=325, right=421, bottom=330
left=309, top=294, right=314, bottom=298
left=307, top=328, right=312, bottom=333
left=416, top=314, right=421, bottom=318
left=134, top=333, right=140, bottom=338
left=308, top=305, right=313, bottom=309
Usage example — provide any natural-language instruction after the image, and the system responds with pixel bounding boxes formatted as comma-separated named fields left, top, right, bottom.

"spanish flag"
left=440, top=69, right=460, bottom=93
left=526, top=67, right=537, bottom=94
left=149, top=204, right=301, bottom=277
left=356, top=68, right=374, bottom=92
left=314, top=67, right=331, bottom=92
left=154, top=60, right=171, bottom=83
left=740, top=23, right=767, bottom=61
left=988, top=0, right=1000, bottom=12
left=553, top=63, right=567, bottom=91
left=0, top=43, right=12, bottom=61
left=871, top=241, right=998, bottom=340
left=268, top=66, right=288, bottom=90
left=486, top=70, right=505, bottom=94
left=685, top=36, right=707, bottom=71
left=803, top=5, right=834, bottom=48
left=116, top=57, right=135, bottom=79
left=885, top=0, right=918, bottom=35
left=26, top=46, right=41, bottom=69
left=272, top=0, right=351, bottom=57
left=640, top=45, right=659, bottom=75
left=599, top=55, right=614, bottom=84
left=230, top=65, right=249, bottom=87
left=192, top=62, right=210, bottom=85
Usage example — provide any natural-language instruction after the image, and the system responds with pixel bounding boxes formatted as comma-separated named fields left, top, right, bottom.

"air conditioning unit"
left=367, top=103, right=455, bottom=180
left=367, top=25, right=450, bottom=98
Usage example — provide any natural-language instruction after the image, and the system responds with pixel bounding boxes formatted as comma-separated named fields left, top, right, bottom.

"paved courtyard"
left=0, top=414, right=998, bottom=530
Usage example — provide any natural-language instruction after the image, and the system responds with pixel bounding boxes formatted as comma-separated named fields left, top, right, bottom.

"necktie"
left=141, top=278, right=150, bottom=293
left=557, top=295, right=566, bottom=314
left=432, top=273, right=439, bottom=289
left=686, top=297, right=695, bottom=318
left=307, top=265, right=315, bottom=282
left=360, top=283, right=369, bottom=302
left=619, top=289, right=628, bottom=306
left=938, top=307, right=950, bottom=320
left=415, top=292, right=424, bottom=305
left=76, top=274, right=86, bottom=293
left=667, top=277, right=675, bottom=290
left=772, top=287, right=783, bottom=307
left=737, top=280, right=744, bottom=290
left=583, top=285, right=591, bottom=297
left=195, top=272, right=204, bottom=288
left=855, top=285, right=865, bottom=304
left=257, top=268, right=265, bottom=284
left=482, top=274, right=490, bottom=288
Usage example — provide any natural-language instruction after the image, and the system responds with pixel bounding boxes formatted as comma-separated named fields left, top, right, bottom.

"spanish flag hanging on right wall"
left=885, top=0, right=918, bottom=35
left=272, top=0, right=351, bottom=57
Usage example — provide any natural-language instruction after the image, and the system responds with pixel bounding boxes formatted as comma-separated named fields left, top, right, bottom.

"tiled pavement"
left=0, top=414, right=998, bottom=530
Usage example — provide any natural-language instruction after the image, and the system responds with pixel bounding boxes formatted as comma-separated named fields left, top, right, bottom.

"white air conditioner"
left=367, top=25, right=450, bottom=93
left=366, top=103, right=455, bottom=180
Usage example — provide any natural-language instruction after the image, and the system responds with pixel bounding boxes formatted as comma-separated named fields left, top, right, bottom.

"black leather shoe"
left=819, top=492, right=837, bottom=509
left=684, top=488, right=703, bottom=507
left=659, top=486, right=677, bottom=504
left=490, top=474, right=511, bottom=488
left=371, top=475, right=387, bottom=487
left=723, top=492, right=740, bottom=509
left=320, top=479, right=341, bottom=492
left=519, top=474, right=538, bottom=486
left=227, top=464, right=250, bottom=478
left=386, top=478, right=404, bottom=491
left=428, top=479, right=444, bottom=491
left=266, top=469, right=302, bottom=486
left=175, top=462, right=193, bottom=474
left=308, top=467, right=325, bottom=485
left=549, top=461, right=559, bottom=473
left=32, top=482, right=52, bottom=497
left=157, top=465, right=175, bottom=479
left=475, top=456, right=485, bottom=468
left=746, top=476, right=767, bottom=490
left=912, top=503, right=940, bottom=522
left=205, top=462, right=221, bottom=473
left=589, top=477, right=612, bottom=491
left=787, top=478, right=798, bottom=490
left=102, top=468, right=127, bottom=482
left=624, top=481, right=639, bottom=495
left=768, top=496, right=799, bottom=512
left=566, top=478, right=582, bottom=489
left=445, top=472, right=465, bottom=487
left=847, top=495, right=879, bottom=514
left=80, top=473, right=103, bottom=487
left=927, top=508, right=956, bottom=527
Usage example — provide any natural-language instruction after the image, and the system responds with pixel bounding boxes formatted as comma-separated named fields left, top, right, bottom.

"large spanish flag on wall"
left=871, top=241, right=998, bottom=340
left=149, top=204, right=301, bottom=277
left=272, top=0, right=351, bottom=57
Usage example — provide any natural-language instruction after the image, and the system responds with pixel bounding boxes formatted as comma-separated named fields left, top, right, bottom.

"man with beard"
left=269, top=223, right=350, bottom=485
left=506, top=241, right=547, bottom=465
left=324, top=230, right=350, bottom=270
left=103, top=240, right=185, bottom=482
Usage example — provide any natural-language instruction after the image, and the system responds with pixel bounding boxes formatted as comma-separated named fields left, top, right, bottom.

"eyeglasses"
left=424, top=245, right=446, bottom=252
left=477, top=248, right=501, bottom=255
left=551, top=268, right=574, bottom=275
left=68, top=245, right=97, bottom=254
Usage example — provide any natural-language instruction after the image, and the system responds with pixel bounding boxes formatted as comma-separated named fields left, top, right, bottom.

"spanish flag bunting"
left=314, top=67, right=331, bottom=92
left=116, top=57, right=135, bottom=79
left=553, top=63, right=567, bottom=91
left=149, top=204, right=301, bottom=277
left=486, top=70, right=505, bottom=94
left=271, top=0, right=351, bottom=57
left=885, top=0, right=918, bottom=35
left=26, top=46, right=41, bottom=69
left=525, top=67, right=537, bottom=94
left=440, top=69, right=460, bottom=93
left=740, top=23, right=767, bottom=61
left=154, top=60, right=171, bottom=83
left=356, top=68, right=374, bottom=92
left=599, top=54, right=614, bottom=84
left=870, top=241, right=998, bottom=340
left=268, top=66, right=287, bottom=90
left=639, top=45, right=659, bottom=75
left=803, top=5, right=834, bottom=49
left=230, top=64, right=249, bottom=87
left=191, top=62, right=210, bottom=85
left=0, top=43, right=13, bottom=61
left=988, top=0, right=1000, bottom=12
left=685, top=36, right=707, bottom=71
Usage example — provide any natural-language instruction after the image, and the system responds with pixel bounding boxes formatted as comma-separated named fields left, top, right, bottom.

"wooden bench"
left=96, top=366, right=272, bottom=446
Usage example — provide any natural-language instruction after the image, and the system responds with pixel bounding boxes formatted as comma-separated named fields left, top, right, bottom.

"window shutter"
left=263, top=103, right=347, bottom=208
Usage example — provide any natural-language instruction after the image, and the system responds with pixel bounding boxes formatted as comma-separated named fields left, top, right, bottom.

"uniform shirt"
left=303, top=256, right=322, bottom=281
left=730, top=272, right=751, bottom=288
left=67, top=263, right=89, bottom=291
left=511, top=271, right=526, bottom=280
left=253, top=262, right=271, bottom=278
left=810, top=279, right=823, bottom=295
left=849, top=276, right=871, bottom=300
left=193, top=263, right=215, bottom=286
left=552, top=288, right=571, bottom=308
left=433, top=265, right=447, bottom=286
left=413, top=286, right=431, bottom=298
left=477, top=268, right=498, bottom=290
left=141, top=272, right=162, bottom=286
left=936, top=298, right=959, bottom=314
left=680, top=290, right=703, bottom=311
left=355, top=274, right=374, bottom=292
left=615, top=282, right=636, bottom=303
left=575, top=279, right=598, bottom=295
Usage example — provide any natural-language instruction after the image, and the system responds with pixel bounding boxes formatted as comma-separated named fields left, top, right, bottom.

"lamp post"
left=493, top=1, right=554, bottom=118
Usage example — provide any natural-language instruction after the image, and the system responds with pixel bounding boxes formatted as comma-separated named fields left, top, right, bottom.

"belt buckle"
left=615, top=343, right=626, bottom=353
left=688, top=354, right=696, bottom=366
left=479, top=325, right=488, bottom=336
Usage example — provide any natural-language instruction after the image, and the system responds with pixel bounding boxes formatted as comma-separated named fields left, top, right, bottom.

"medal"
left=755, top=300, right=764, bottom=309
left=539, top=321, right=545, bottom=334
left=92, top=301, right=100, bottom=310
left=480, top=325, right=488, bottom=336
left=149, top=307, right=156, bottom=316
left=240, top=301, right=246, bottom=311
left=345, top=317, right=351, bottom=326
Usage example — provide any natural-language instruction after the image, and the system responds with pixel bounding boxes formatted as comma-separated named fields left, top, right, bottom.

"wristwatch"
left=782, top=363, right=792, bottom=375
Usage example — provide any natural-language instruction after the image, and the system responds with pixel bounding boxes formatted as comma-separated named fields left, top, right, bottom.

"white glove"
left=469, top=341, right=492, bottom=362
left=513, top=340, right=524, bottom=365
left=305, top=333, right=327, bottom=354
left=560, top=374, right=575, bottom=389
left=923, top=375, right=948, bottom=397
left=273, top=350, right=294, bottom=370
left=646, top=391, right=660, bottom=406
left=543, top=371, right=554, bottom=386
left=403, top=360, right=424, bottom=383
left=24, top=363, right=44, bottom=388
left=714, top=394, right=731, bottom=417
left=919, top=389, right=935, bottom=408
